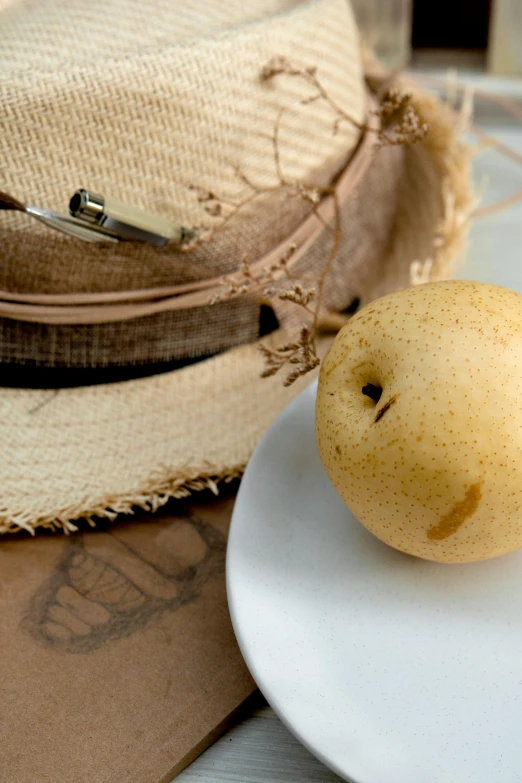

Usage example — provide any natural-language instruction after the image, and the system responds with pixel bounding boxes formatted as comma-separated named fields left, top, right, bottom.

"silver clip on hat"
left=0, top=188, right=189, bottom=246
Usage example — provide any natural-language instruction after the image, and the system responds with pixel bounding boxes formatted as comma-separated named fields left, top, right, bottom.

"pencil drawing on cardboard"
left=22, top=513, right=226, bottom=654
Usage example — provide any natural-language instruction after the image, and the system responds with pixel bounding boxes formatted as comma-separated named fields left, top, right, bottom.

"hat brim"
left=0, top=88, right=473, bottom=534
left=1, top=329, right=332, bottom=534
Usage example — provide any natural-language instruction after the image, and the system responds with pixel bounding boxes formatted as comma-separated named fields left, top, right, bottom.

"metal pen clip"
left=0, top=188, right=191, bottom=247
left=68, top=189, right=189, bottom=247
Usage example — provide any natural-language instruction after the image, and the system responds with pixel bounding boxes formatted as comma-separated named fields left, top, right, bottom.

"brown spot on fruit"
left=373, top=395, right=398, bottom=423
left=427, top=481, right=483, bottom=541
left=335, top=444, right=341, bottom=455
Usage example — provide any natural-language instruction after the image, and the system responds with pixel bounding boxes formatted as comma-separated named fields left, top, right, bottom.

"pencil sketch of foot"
left=22, top=513, right=226, bottom=653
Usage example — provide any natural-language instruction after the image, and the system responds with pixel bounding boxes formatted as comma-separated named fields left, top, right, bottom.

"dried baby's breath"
left=259, top=326, right=320, bottom=387
left=376, top=88, right=430, bottom=147
left=277, top=283, right=315, bottom=308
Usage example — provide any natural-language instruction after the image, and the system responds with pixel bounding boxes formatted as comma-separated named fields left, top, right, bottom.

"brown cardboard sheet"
left=0, top=488, right=256, bottom=782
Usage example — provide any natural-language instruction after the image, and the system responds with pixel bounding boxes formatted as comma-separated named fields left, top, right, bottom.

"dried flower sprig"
left=277, top=283, right=315, bottom=309
left=208, top=244, right=300, bottom=305
left=187, top=57, right=432, bottom=385
left=254, top=190, right=341, bottom=386
left=259, top=326, right=320, bottom=386
left=377, top=87, right=430, bottom=146
left=261, top=57, right=429, bottom=147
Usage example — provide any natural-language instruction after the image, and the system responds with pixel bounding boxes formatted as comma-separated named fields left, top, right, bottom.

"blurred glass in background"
left=351, top=0, right=413, bottom=69
left=352, top=0, right=522, bottom=77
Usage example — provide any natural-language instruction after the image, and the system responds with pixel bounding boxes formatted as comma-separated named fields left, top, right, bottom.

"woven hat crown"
left=0, top=0, right=379, bottom=370
left=1, top=0, right=365, bottom=288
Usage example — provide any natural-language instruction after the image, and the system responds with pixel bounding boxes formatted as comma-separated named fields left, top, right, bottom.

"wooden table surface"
left=178, top=703, right=343, bottom=783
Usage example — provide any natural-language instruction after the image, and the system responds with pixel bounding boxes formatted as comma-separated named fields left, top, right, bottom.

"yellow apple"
left=315, top=280, right=522, bottom=563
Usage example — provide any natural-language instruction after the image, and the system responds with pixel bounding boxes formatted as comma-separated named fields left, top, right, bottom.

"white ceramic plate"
left=227, top=380, right=522, bottom=783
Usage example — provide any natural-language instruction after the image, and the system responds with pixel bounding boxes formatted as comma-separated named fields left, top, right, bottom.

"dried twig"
left=260, top=56, right=367, bottom=133
left=312, top=192, right=341, bottom=336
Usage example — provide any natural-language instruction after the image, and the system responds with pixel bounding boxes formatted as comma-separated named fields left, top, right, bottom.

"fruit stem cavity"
left=362, top=383, right=382, bottom=403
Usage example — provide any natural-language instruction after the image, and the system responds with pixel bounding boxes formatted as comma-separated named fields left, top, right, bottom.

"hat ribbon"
left=0, top=97, right=379, bottom=325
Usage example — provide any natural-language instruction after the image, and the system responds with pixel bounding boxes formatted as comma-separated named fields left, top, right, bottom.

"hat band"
left=0, top=96, right=378, bottom=326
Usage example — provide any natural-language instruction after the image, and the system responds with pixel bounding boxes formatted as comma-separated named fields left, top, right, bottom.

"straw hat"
left=0, top=0, right=472, bottom=534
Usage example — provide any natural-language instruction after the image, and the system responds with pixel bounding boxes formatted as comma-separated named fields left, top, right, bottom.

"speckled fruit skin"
left=316, top=280, right=522, bottom=563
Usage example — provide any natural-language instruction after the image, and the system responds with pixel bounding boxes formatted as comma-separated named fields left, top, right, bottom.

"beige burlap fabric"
left=0, top=0, right=473, bottom=533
